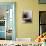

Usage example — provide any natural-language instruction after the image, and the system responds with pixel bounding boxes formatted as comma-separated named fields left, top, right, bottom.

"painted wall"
left=0, top=0, right=45, bottom=40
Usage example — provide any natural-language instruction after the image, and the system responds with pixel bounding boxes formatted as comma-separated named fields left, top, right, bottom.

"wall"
left=0, top=0, right=45, bottom=40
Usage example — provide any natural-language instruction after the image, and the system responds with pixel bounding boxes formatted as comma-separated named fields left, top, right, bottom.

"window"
left=39, top=11, right=46, bottom=35
left=0, top=2, right=16, bottom=40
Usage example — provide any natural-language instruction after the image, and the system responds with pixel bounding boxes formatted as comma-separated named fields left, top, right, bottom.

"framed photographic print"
left=39, top=0, right=46, bottom=4
left=22, top=10, right=32, bottom=23
left=39, top=11, right=46, bottom=35
left=0, top=2, right=16, bottom=40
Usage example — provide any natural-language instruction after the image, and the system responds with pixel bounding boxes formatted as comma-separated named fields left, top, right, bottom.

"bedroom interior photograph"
left=0, top=0, right=46, bottom=46
left=0, top=3, right=15, bottom=40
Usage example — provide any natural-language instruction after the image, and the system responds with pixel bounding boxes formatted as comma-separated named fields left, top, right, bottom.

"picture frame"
left=39, top=11, right=46, bottom=35
left=0, top=2, right=16, bottom=40
left=22, top=10, right=32, bottom=23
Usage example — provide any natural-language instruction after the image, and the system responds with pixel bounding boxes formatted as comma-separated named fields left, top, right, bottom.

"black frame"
left=39, top=11, right=46, bottom=35
left=39, top=12, right=40, bottom=36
